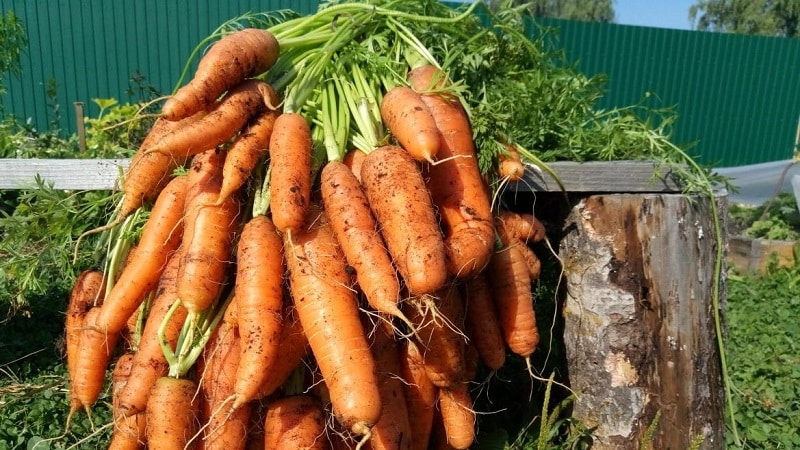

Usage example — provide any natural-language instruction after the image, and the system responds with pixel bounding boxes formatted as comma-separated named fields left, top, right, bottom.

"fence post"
left=74, top=102, right=86, bottom=152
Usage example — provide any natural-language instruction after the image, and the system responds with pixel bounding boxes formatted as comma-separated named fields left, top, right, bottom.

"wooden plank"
left=0, top=158, right=680, bottom=192
left=0, top=158, right=129, bottom=190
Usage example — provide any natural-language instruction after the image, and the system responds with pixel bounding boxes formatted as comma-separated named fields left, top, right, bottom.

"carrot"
left=408, top=65, right=494, bottom=280
left=284, top=205, right=382, bottom=441
left=497, top=144, right=525, bottom=182
left=177, top=148, right=242, bottom=313
left=519, top=244, right=542, bottom=280
left=342, top=149, right=367, bottom=183
left=320, top=160, right=408, bottom=327
left=461, top=273, right=506, bottom=371
left=268, top=112, right=313, bottom=235
left=232, top=214, right=285, bottom=409
left=360, top=145, right=447, bottom=296
left=65, top=270, right=105, bottom=416
left=366, top=323, right=412, bottom=450
left=71, top=307, right=121, bottom=414
left=94, top=174, right=188, bottom=334
left=162, top=28, right=280, bottom=121
left=109, top=353, right=146, bottom=450
left=399, top=340, right=437, bottom=450
left=487, top=244, right=540, bottom=359
left=406, top=287, right=467, bottom=388
left=255, top=307, right=309, bottom=399
left=145, top=376, right=201, bottom=450
left=218, top=100, right=280, bottom=205
left=199, top=319, right=251, bottom=450
left=263, top=395, right=329, bottom=450
left=437, top=382, right=475, bottom=450
left=117, top=250, right=188, bottom=417
left=495, top=210, right=546, bottom=245
left=147, top=80, right=274, bottom=161
left=380, top=85, right=440, bottom=163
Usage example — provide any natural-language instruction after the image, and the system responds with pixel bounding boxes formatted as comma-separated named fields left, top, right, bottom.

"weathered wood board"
left=0, top=158, right=129, bottom=190
left=559, top=194, right=726, bottom=449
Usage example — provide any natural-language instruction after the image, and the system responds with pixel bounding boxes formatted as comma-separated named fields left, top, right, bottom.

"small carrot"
left=497, top=144, right=525, bottom=182
left=117, top=250, right=188, bottom=417
left=408, top=64, right=494, bottom=280
left=495, top=210, right=546, bottom=245
left=399, top=340, right=437, bottom=450
left=268, top=112, right=313, bottom=235
left=71, top=307, right=121, bottom=415
left=367, top=323, right=412, bottom=450
left=321, top=160, right=409, bottom=328
left=232, top=214, right=285, bottom=409
left=360, top=145, right=448, bottom=296
left=109, top=353, right=146, bottom=450
left=263, top=395, right=329, bottom=450
left=342, top=148, right=367, bottom=183
left=284, top=205, right=382, bottom=441
left=94, top=174, right=188, bottom=334
left=65, top=270, right=105, bottom=413
left=461, top=273, right=506, bottom=371
left=380, top=85, right=440, bottom=163
left=177, top=148, right=241, bottom=313
left=162, top=28, right=280, bottom=121
left=145, top=376, right=201, bottom=450
left=437, top=382, right=475, bottom=450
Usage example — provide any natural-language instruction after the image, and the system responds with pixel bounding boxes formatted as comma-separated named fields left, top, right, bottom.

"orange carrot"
left=284, top=205, right=382, bottom=440
left=342, top=148, right=367, bottom=184
left=366, top=324, right=412, bottom=450
left=461, top=273, right=506, bottom=371
left=399, top=340, right=437, bottom=450
left=145, top=376, right=201, bottom=450
left=360, top=145, right=447, bottom=296
left=380, top=85, right=440, bottom=163
left=218, top=98, right=280, bottom=205
left=497, top=144, right=525, bottom=182
left=255, top=307, right=309, bottom=399
left=519, top=244, right=542, bottom=280
left=487, top=244, right=540, bottom=358
left=406, top=287, right=467, bottom=388
left=268, top=112, right=312, bottom=234
left=199, top=319, right=251, bottom=450
left=94, top=174, right=187, bottom=334
left=495, top=210, right=546, bottom=245
left=408, top=65, right=494, bottom=280
left=437, top=382, right=475, bottom=450
left=65, top=270, right=105, bottom=412
left=162, top=28, right=280, bottom=121
left=109, top=353, right=146, bottom=450
left=177, top=148, right=241, bottom=313
left=263, top=395, right=329, bottom=450
left=71, top=307, right=121, bottom=413
left=117, top=250, right=188, bottom=417
left=148, top=80, right=274, bottom=161
left=232, top=214, right=285, bottom=409
left=321, top=160, right=407, bottom=326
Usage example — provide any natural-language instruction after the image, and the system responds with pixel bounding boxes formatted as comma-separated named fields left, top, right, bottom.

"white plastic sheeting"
left=714, top=159, right=799, bottom=206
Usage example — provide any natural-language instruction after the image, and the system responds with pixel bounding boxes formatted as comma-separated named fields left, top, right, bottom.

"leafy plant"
left=728, top=192, right=800, bottom=240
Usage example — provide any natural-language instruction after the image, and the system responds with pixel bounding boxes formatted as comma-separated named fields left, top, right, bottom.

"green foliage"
left=726, top=263, right=800, bottom=448
left=486, top=0, right=614, bottom=22
left=728, top=192, right=800, bottom=240
left=690, top=0, right=800, bottom=37
left=0, top=10, right=27, bottom=99
left=83, top=98, right=151, bottom=158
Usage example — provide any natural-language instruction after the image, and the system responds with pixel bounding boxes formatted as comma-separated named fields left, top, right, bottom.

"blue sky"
left=614, top=0, right=696, bottom=30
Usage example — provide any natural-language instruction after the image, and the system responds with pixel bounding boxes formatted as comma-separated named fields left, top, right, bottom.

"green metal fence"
left=1, top=1, right=798, bottom=166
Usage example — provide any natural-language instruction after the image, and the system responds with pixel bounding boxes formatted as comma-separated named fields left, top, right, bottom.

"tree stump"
left=559, top=194, right=726, bottom=449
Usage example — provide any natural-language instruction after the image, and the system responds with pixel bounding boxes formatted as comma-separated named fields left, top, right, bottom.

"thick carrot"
left=232, top=214, right=285, bottom=409
left=145, top=376, right=201, bottom=450
left=321, top=160, right=407, bottom=326
left=380, top=85, right=440, bottom=163
left=177, top=148, right=241, bottom=313
left=342, top=149, right=367, bottom=183
left=263, top=395, right=329, bottom=450
left=408, top=65, right=494, bottom=280
left=117, top=250, right=188, bottom=417
left=366, top=323, right=412, bottom=450
left=94, top=174, right=188, bottom=334
left=72, top=307, right=121, bottom=412
left=218, top=102, right=280, bottom=205
left=148, top=80, right=274, bottom=161
left=399, top=340, right=437, bottom=450
left=437, top=382, right=475, bottom=450
left=487, top=244, right=540, bottom=358
left=65, top=270, right=105, bottom=414
left=497, top=144, right=525, bottom=182
left=255, top=307, right=309, bottom=399
left=284, top=205, right=382, bottom=440
left=360, top=145, right=447, bottom=296
left=461, top=273, right=506, bottom=371
left=268, top=112, right=312, bottom=234
left=199, top=319, right=251, bottom=450
left=162, top=28, right=280, bottom=121
left=109, top=353, right=146, bottom=450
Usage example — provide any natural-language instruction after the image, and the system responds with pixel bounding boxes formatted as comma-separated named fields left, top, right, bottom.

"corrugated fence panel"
left=539, top=18, right=800, bottom=166
left=0, top=0, right=317, bottom=135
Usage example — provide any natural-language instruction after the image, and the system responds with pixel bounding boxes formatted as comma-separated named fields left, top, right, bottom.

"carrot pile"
left=66, top=1, right=553, bottom=449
